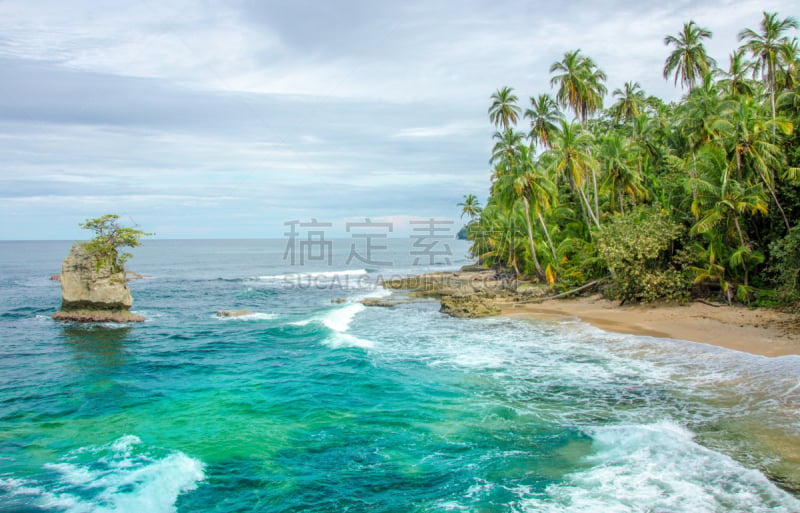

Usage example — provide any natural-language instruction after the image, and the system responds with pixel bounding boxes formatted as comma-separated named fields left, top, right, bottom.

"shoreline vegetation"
left=456, top=12, right=800, bottom=330
left=381, top=269, right=800, bottom=358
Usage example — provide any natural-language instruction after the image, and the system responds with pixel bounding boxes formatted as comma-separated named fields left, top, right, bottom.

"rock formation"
left=381, top=270, right=516, bottom=297
left=52, top=243, right=144, bottom=323
left=359, top=297, right=405, bottom=308
left=439, top=294, right=501, bottom=318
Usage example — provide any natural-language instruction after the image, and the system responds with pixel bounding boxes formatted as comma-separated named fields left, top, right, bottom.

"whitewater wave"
left=322, top=303, right=365, bottom=332
left=258, top=269, right=369, bottom=281
left=289, top=301, right=376, bottom=349
left=323, top=332, right=375, bottom=349
left=0, top=435, right=205, bottom=513
left=516, top=421, right=800, bottom=513
left=254, top=269, right=376, bottom=290
left=213, top=312, right=277, bottom=321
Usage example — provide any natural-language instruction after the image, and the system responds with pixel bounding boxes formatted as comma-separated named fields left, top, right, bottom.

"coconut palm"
left=609, top=81, right=647, bottom=124
left=663, top=21, right=717, bottom=90
left=716, top=95, right=793, bottom=229
left=524, top=94, right=563, bottom=150
left=776, top=37, right=800, bottom=91
left=689, top=145, right=769, bottom=286
left=739, top=12, right=799, bottom=122
left=718, top=49, right=757, bottom=98
left=488, top=87, right=522, bottom=131
left=549, top=50, right=608, bottom=122
left=494, top=145, right=559, bottom=280
left=546, top=120, right=600, bottom=231
left=679, top=78, right=723, bottom=151
left=598, top=134, right=645, bottom=214
left=490, top=128, right=525, bottom=180
left=470, top=202, right=527, bottom=275
left=458, top=194, right=482, bottom=220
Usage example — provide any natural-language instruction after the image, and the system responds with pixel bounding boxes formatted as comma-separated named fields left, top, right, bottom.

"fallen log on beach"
left=498, top=280, right=601, bottom=305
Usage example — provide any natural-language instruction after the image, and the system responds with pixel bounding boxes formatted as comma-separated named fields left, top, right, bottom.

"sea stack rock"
left=52, top=243, right=145, bottom=322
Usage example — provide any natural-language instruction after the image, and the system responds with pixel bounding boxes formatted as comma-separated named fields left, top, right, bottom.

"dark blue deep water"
left=1, top=240, right=799, bottom=512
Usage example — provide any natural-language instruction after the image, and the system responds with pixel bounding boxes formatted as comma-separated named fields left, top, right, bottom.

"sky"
left=0, top=0, right=797, bottom=240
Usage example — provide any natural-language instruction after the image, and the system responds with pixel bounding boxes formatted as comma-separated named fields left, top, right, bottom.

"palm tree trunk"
left=522, top=198, right=545, bottom=280
left=770, top=87, right=777, bottom=136
left=537, top=211, right=558, bottom=264
left=591, top=168, right=600, bottom=221
left=732, top=214, right=750, bottom=287
left=764, top=179, right=791, bottom=232
left=566, top=168, right=594, bottom=238
left=578, top=186, right=601, bottom=229
left=587, top=147, right=600, bottom=221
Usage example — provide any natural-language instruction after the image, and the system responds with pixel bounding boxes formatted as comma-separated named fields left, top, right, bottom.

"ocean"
left=1, top=239, right=799, bottom=512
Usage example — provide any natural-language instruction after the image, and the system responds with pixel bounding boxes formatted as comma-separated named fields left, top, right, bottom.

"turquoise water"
left=1, top=239, right=799, bottom=512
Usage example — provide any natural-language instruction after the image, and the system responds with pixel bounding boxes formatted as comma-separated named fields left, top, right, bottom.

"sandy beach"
left=500, top=294, right=800, bottom=357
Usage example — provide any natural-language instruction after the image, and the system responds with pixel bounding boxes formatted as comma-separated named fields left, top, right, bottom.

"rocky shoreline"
left=375, top=268, right=800, bottom=359
left=379, top=268, right=537, bottom=318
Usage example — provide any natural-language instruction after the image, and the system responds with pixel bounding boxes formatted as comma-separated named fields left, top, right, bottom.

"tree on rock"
left=53, top=215, right=152, bottom=323
left=80, top=214, right=152, bottom=273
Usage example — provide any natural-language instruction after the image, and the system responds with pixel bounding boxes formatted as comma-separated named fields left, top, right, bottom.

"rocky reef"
left=382, top=269, right=517, bottom=318
left=439, top=294, right=501, bottom=318
left=52, top=243, right=144, bottom=323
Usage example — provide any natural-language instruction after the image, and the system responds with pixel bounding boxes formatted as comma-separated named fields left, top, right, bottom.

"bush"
left=767, top=223, right=800, bottom=308
left=597, top=205, right=691, bottom=303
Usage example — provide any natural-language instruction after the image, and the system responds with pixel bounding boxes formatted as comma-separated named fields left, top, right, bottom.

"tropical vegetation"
left=80, top=214, right=152, bottom=272
left=462, top=12, right=800, bottom=306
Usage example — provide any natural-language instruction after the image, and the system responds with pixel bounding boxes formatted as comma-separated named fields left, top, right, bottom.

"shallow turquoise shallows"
left=1, top=239, right=799, bottom=512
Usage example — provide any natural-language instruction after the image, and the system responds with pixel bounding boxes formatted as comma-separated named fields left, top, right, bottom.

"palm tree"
left=488, top=87, right=522, bottom=131
left=776, top=37, right=800, bottom=91
left=738, top=11, right=799, bottom=123
left=689, top=145, right=768, bottom=286
left=547, top=120, right=601, bottom=232
left=490, top=128, right=525, bottom=180
left=524, top=94, right=563, bottom=150
left=679, top=78, right=724, bottom=151
left=598, top=134, right=645, bottom=214
left=718, top=49, right=757, bottom=98
left=609, top=81, right=647, bottom=124
left=458, top=194, right=482, bottom=220
left=470, top=202, right=527, bottom=276
left=494, top=145, right=559, bottom=280
left=663, top=21, right=717, bottom=90
left=549, top=50, right=608, bottom=122
left=716, top=95, right=793, bottom=230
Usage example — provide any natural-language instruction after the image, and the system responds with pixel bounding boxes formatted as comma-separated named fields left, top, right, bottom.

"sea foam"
left=0, top=435, right=205, bottom=513
left=516, top=421, right=800, bottom=513
left=322, top=303, right=365, bottom=332
left=213, top=312, right=277, bottom=321
left=256, top=269, right=373, bottom=290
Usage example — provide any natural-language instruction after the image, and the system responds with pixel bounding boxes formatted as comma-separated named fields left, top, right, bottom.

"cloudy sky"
left=0, top=0, right=796, bottom=239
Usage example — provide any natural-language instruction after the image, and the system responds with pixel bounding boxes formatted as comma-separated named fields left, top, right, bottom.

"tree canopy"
left=463, top=12, right=800, bottom=307
left=80, top=214, right=152, bottom=272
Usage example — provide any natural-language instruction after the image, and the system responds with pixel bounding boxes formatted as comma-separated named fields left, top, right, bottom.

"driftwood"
left=505, top=280, right=601, bottom=305
left=694, top=299, right=722, bottom=308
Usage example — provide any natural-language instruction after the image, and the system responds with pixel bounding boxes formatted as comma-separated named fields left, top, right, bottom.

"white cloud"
left=0, top=0, right=797, bottom=238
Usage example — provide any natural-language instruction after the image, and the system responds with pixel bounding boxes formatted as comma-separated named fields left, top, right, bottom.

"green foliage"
left=597, top=206, right=691, bottom=303
left=464, top=11, right=799, bottom=306
left=79, top=214, right=152, bottom=273
left=767, top=223, right=800, bottom=306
